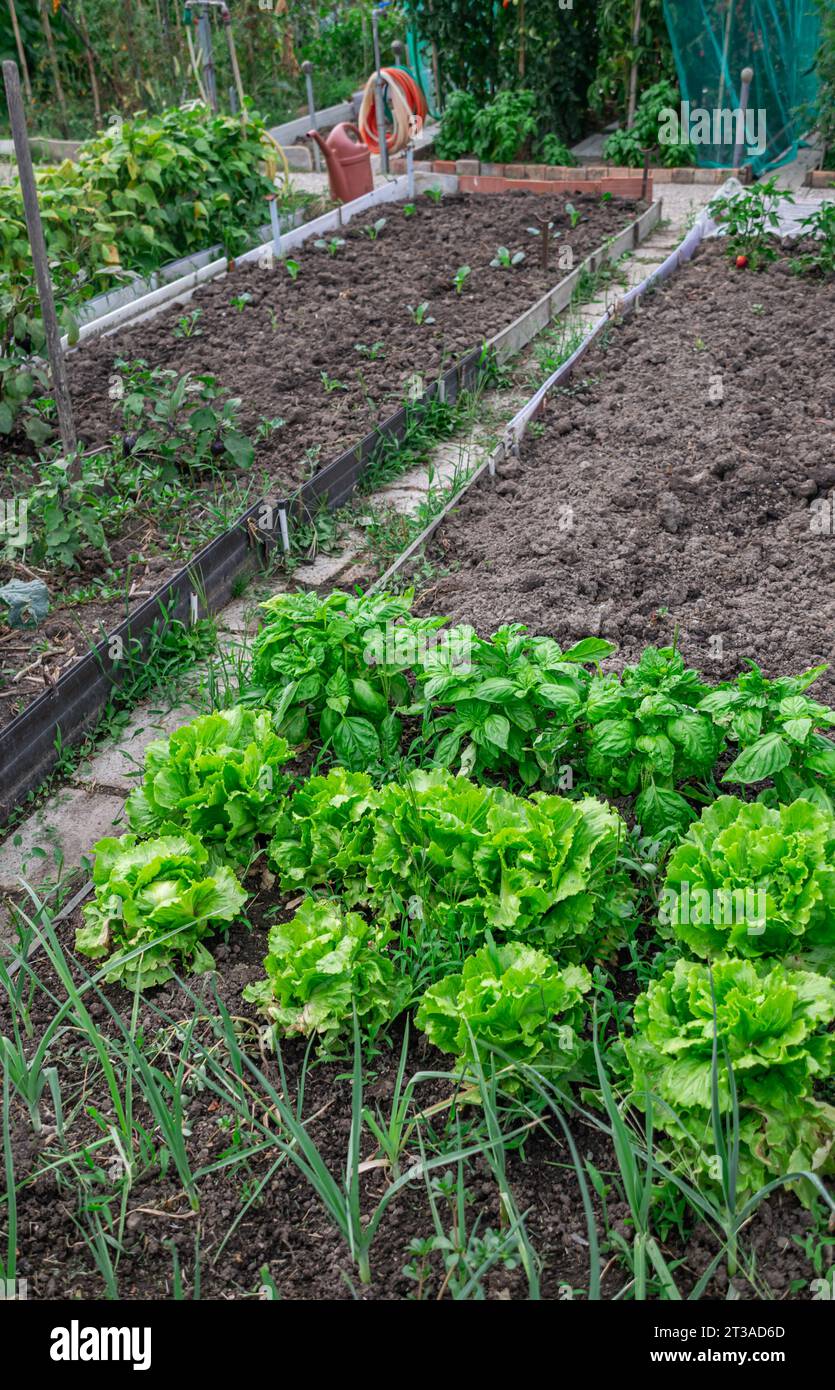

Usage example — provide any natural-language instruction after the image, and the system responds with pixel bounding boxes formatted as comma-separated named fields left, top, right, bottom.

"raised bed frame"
left=0, top=180, right=661, bottom=822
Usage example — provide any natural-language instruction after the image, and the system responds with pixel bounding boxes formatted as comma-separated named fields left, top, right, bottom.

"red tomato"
left=736, top=255, right=748, bottom=268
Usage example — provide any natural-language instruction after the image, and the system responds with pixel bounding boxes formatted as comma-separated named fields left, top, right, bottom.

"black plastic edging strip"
left=0, top=206, right=651, bottom=823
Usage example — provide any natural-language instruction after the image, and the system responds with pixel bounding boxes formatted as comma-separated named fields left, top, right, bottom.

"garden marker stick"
left=2, top=60, right=76, bottom=454
left=302, top=61, right=322, bottom=171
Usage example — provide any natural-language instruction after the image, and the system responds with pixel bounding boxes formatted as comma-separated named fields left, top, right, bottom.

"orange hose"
left=358, top=67, right=426, bottom=155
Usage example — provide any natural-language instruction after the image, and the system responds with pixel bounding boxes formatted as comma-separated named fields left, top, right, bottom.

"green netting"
left=663, top=1, right=821, bottom=172
left=406, top=28, right=441, bottom=119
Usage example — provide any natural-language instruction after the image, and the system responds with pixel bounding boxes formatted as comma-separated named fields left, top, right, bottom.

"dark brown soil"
left=424, top=241, right=835, bottom=697
left=67, top=191, right=637, bottom=484
left=0, top=191, right=637, bottom=732
left=1, top=883, right=820, bottom=1302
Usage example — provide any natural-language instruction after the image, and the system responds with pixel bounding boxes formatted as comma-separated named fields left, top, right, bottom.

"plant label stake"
left=278, top=506, right=291, bottom=555
left=535, top=213, right=550, bottom=273
left=267, top=195, right=282, bottom=259
left=302, top=61, right=322, bottom=172
left=2, top=60, right=76, bottom=455
left=406, top=144, right=414, bottom=198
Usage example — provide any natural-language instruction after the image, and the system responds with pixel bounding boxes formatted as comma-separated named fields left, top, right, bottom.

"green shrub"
left=434, top=89, right=479, bottom=160
left=660, top=797, right=835, bottom=974
left=125, top=706, right=293, bottom=866
left=0, top=104, right=277, bottom=442
left=584, top=646, right=723, bottom=836
left=414, top=625, right=614, bottom=787
left=625, top=956, right=835, bottom=1201
left=540, top=134, right=578, bottom=167
left=416, top=940, right=591, bottom=1080
left=243, top=898, right=405, bottom=1048
left=471, top=90, right=538, bottom=163
left=602, top=79, right=694, bottom=167
left=249, top=588, right=443, bottom=765
left=77, top=831, right=247, bottom=988
left=699, top=659, right=835, bottom=802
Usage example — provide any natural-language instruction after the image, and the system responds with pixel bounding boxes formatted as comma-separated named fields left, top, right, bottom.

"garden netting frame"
left=663, top=0, right=820, bottom=172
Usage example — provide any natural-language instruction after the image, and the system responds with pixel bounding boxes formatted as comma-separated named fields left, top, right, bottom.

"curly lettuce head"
left=126, top=706, right=292, bottom=864
left=243, top=897, right=405, bottom=1049
left=626, top=956, right=835, bottom=1201
left=661, top=796, right=835, bottom=972
left=78, top=831, right=247, bottom=988
left=416, top=940, right=591, bottom=1083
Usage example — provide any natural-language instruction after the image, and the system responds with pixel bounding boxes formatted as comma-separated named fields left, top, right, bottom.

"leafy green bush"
left=660, top=797, right=835, bottom=973
left=249, top=588, right=443, bottom=765
left=625, top=956, right=835, bottom=1200
left=125, top=707, right=293, bottom=866
left=699, top=660, right=835, bottom=804
left=243, top=898, right=405, bottom=1048
left=434, top=89, right=479, bottom=160
left=268, top=767, right=379, bottom=906
left=602, top=80, right=694, bottom=167
left=709, top=177, right=790, bottom=270
left=416, top=940, right=591, bottom=1079
left=584, top=646, right=723, bottom=836
left=415, top=625, right=614, bottom=786
left=540, top=134, right=578, bottom=167
left=471, top=90, right=538, bottom=163
left=1, top=104, right=277, bottom=443
left=77, top=831, right=247, bottom=988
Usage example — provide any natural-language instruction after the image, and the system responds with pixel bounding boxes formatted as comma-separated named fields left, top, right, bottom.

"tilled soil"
left=424, top=240, right=835, bottom=697
left=68, top=191, right=637, bottom=484
left=1, top=888, right=818, bottom=1302
left=0, top=191, right=637, bottom=732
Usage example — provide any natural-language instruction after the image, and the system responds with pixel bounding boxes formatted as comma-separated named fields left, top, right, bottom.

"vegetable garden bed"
left=0, top=187, right=648, bottom=813
left=419, top=239, right=835, bottom=701
left=3, top=206, right=835, bottom=1308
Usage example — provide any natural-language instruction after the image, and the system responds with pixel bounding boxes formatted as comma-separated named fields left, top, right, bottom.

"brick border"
left=805, top=169, right=835, bottom=188
left=393, top=153, right=747, bottom=187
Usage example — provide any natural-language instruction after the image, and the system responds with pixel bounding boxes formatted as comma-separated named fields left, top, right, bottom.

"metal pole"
left=406, top=144, right=414, bottom=198
left=391, top=39, right=404, bottom=67
left=198, top=8, right=217, bottom=111
left=733, top=66, right=753, bottom=169
left=2, top=61, right=76, bottom=454
left=301, top=60, right=321, bottom=172
left=371, top=6, right=388, bottom=176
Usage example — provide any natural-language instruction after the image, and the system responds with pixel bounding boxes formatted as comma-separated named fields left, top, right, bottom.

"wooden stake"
left=77, top=0, right=102, bottom=129
left=626, top=0, right=642, bottom=130
left=6, top=0, right=32, bottom=103
left=3, top=60, right=76, bottom=455
left=38, top=0, right=69, bottom=138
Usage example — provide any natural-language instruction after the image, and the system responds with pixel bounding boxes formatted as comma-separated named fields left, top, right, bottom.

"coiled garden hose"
left=358, top=66, right=427, bottom=156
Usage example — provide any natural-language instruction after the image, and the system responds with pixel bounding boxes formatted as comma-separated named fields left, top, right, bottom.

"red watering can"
left=308, top=122, right=374, bottom=204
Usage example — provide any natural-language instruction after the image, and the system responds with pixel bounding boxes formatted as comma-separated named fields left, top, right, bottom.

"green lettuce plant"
left=368, top=769, right=634, bottom=959
left=416, top=940, right=591, bottom=1081
left=625, top=956, right=835, bottom=1202
left=661, top=796, right=835, bottom=972
left=126, top=706, right=293, bottom=865
left=414, top=624, right=614, bottom=786
left=698, top=660, right=835, bottom=806
left=248, top=588, right=443, bottom=766
left=243, top=898, right=405, bottom=1049
left=268, top=768, right=380, bottom=905
left=584, top=645, right=723, bottom=836
left=77, top=831, right=247, bottom=988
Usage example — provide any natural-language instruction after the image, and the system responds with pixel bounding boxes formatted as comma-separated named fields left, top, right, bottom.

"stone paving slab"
left=73, top=698, right=204, bottom=793
left=0, top=787, right=125, bottom=893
